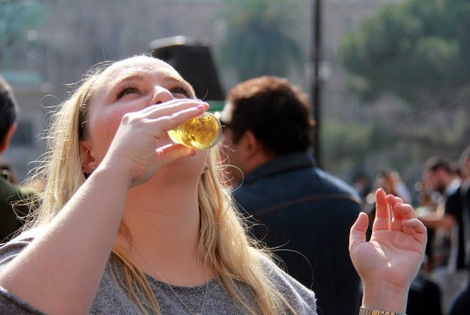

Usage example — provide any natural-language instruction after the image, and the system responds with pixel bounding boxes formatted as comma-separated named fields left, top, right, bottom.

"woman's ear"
left=79, top=139, right=96, bottom=175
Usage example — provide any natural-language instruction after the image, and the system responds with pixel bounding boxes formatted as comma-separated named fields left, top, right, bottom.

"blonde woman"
left=0, top=55, right=426, bottom=314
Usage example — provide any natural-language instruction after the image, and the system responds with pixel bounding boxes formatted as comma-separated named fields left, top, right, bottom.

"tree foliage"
left=0, top=0, right=47, bottom=68
left=217, top=0, right=305, bottom=81
left=339, top=0, right=470, bottom=108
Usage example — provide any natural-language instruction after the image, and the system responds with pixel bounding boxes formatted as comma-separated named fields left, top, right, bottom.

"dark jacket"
left=445, top=182, right=470, bottom=270
left=232, top=151, right=362, bottom=315
left=407, top=273, right=442, bottom=315
left=0, top=170, right=38, bottom=243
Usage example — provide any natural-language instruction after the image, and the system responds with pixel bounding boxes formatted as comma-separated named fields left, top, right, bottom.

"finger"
left=386, top=194, right=403, bottom=208
left=349, top=212, right=369, bottom=252
left=393, top=202, right=417, bottom=220
left=157, top=106, right=209, bottom=134
left=372, top=188, right=390, bottom=232
left=135, top=105, right=207, bottom=140
left=390, top=197, right=416, bottom=231
left=402, top=218, right=427, bottom=246
left=141, top=99, right=209, bottom=117
left=390, top=202, right=415, bottom=231
left=156, top=143, right=196, bottom=166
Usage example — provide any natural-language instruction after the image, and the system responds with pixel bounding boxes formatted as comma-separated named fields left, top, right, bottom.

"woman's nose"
left=152, top=86, right=173, bottom=104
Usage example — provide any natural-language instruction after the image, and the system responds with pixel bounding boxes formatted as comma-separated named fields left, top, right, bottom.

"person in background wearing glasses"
left=219, top=76, right=363, bottom=314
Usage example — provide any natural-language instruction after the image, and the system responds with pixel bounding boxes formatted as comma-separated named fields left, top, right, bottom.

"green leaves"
left=339, top=0, right=470, bottom=107
left=0, top=0, right=47, bottom=45
left=217, top=0, right=305, bottom=81
left=0, top=0, right=47, bottom=69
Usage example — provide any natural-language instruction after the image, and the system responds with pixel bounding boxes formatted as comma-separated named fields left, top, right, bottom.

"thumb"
left=156, top=144, right=196, bottom=166
left=349, top=212, right=369, bottom=253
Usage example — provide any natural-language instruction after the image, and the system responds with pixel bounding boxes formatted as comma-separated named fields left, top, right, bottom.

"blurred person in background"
left=414, top=180, right=435, bottom=218
left=391, top=170, right=411, bottom=204
left=420, top=148, right=470, bottom=314
left=420, top=157, right=460, bottom=269
left=0, top=76, right=39, bottom=243
left=406, top=255, right=443, bottom=315
left=400, top=179, right=443, bottom=315
left=447, top=145, right=470, bottom=315
left=219, top=76, right=362, bottom=315
left=419, top=156, right=465, bottom=313
left=0, top=158, right=19, bottom=185
left=352, top=171, right=371, bottom=202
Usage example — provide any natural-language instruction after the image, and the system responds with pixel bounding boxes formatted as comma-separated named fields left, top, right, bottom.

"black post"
left=311, top=0, right=322, bottom=168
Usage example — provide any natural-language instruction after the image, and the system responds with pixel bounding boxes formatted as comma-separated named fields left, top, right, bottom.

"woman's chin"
left=157, top=160, right=205, bottom=180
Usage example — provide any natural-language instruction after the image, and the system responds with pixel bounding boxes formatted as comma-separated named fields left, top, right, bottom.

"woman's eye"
left=117, top=87, right=139, bottom=99
left=170, top=86, right=192, bottom=98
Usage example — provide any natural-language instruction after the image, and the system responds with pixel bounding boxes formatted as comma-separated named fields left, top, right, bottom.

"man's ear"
left=240, top=130, right=261, bottom=159
left=79, top=139, right=96, bottom=175
left=0, top=124, right=17, bottom=154
left=239, top=130, right=272, bottom=171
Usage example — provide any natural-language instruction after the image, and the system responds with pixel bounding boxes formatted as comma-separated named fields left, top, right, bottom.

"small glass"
left=168, top=112, right=222, bottom=150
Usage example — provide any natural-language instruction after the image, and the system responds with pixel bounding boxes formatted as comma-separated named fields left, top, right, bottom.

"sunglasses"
left=219, top=120, right=232, bottom=129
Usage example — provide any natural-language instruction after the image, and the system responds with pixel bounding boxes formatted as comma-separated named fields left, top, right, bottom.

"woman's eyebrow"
left=163, top=75, right=188, bottom=85
left=114, top=74, right=145, bottom=85
left=163, top=76, right=195, bottom=95
left=113, top=74, right=187, bottom=87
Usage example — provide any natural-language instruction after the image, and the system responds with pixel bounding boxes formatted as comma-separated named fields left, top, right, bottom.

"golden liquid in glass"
left=168, top=112, right=222, bottom=150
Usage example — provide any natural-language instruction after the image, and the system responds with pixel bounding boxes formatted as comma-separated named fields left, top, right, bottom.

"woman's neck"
left=115, top=178, right=212, bottom=286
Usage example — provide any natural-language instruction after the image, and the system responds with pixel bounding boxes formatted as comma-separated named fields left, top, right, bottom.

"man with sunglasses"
left=219, top=76, right=362, bottom=315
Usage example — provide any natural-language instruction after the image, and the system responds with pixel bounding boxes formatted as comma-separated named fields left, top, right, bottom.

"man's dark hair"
left=226, top=76, right=313, bottom=156
left=0, top=76, right=19, bottom=144
left=424, top=156, right=452, bottom=173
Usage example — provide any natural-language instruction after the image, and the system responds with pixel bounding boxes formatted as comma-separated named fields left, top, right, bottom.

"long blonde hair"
left=27, top=56, right=297, bottom=315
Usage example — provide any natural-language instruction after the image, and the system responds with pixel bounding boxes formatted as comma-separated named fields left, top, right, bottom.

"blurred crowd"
left=355, top=148, right=470, bottom=315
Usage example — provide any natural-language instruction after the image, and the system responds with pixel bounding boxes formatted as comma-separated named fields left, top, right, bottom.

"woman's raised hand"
left=349, top=188, right=427, bottom=312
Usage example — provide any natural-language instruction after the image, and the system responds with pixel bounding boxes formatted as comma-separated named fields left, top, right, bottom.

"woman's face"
left=81, top=56, right=205, bottom=171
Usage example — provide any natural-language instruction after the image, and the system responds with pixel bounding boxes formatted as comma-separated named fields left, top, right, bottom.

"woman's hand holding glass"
left=99, top=99, right=209, bottom=187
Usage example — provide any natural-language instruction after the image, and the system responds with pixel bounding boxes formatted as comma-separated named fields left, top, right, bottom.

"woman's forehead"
left=98, top=56, right=182, bottom=83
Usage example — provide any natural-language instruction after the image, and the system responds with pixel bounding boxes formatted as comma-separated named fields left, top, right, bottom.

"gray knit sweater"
left=0, top=229, right=317, bottom=314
